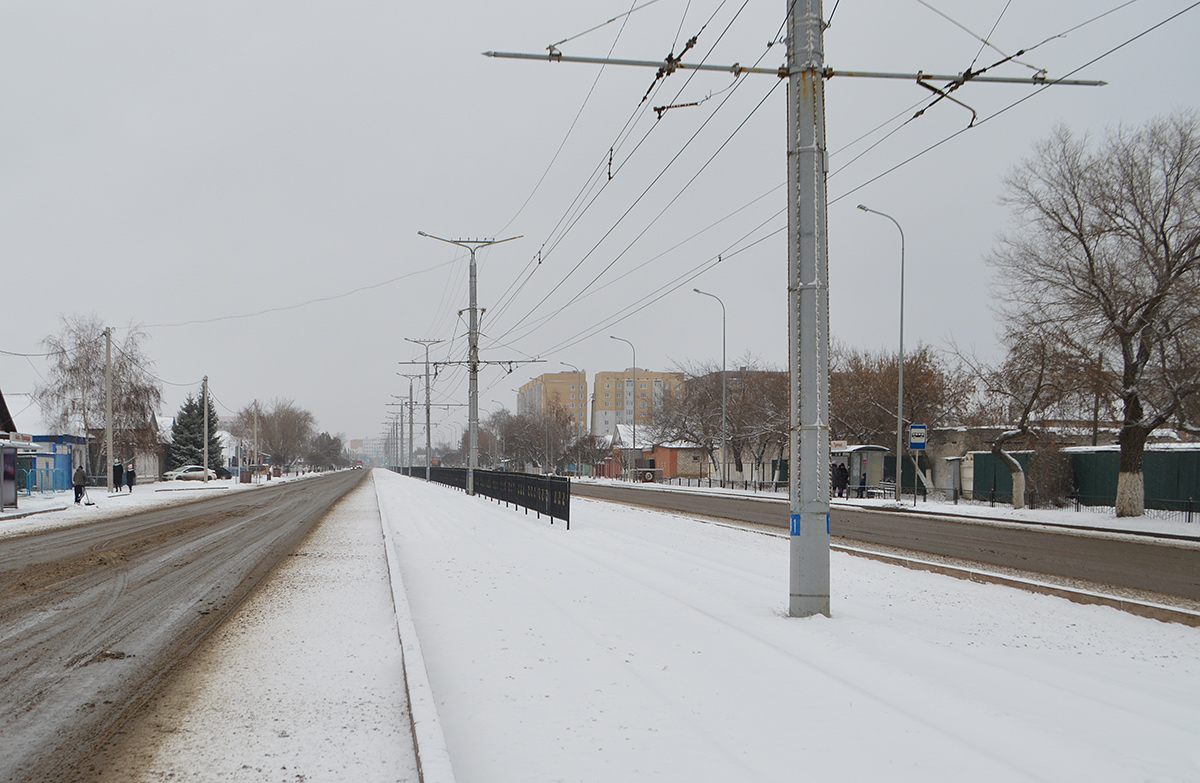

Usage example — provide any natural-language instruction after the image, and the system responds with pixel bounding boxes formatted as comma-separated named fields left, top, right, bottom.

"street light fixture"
left=694, top=288, right=727, bottom=487
left=610, top=335, right=636, bottom=478
left=856, top=204, right=905, bottom=502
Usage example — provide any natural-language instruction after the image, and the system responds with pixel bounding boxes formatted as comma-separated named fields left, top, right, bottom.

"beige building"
left=590, top=368, right=684, bottom=437
left=517, top=371, right=589, bottom=434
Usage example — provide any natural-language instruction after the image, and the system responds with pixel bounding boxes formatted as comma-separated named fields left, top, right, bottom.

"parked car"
left=164, top=465, right=218, bottom=481
left=214, top=466, right=232, bottom=479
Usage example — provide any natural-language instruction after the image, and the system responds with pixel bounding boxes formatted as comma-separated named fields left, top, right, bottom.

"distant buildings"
left=517, top=371, right=589, bottom=435
left=589, top=368, right=684, bottom=436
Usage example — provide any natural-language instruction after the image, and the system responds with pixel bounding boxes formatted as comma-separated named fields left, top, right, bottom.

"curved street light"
left=694, top=288, right=727, bottom=487
left=856, top=204, right=905, bottom=502
left=609, top=335, right=636, bottom=476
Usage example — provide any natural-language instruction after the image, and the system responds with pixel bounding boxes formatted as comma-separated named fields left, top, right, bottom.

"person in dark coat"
left=73, top=466, right=87, bottom=504
left=834, top=463, right=849, bottom=498
left=125, top=463, right=136, bottom=493
left=112, top=461, right=122, bottom=492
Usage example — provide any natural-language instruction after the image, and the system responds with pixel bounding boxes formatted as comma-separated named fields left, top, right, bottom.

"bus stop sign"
left=909, top=424, right=927, bottom=450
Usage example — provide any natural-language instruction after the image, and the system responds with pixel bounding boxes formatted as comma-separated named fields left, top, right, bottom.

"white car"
left=164, top=465, right=218, bottom=481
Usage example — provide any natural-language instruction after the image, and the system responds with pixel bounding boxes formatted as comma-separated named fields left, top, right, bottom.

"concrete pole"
left=694, top=289, right=727, bottom=487
left=104, top=327, right=113, bottom=493
left=787, top=0, right=831, bottom=618
left=409, top=380, right=415, bottom=472
left=202, top=376, right=209, bottom=484
left=253, top=401, right=259, bottom=484
left=856, top=205, right=905, bottom=502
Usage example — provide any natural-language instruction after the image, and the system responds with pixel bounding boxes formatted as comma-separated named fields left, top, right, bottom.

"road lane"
left=0, top=470, right=366, bottom=783
left=571, top=482, right=1200, bottom=600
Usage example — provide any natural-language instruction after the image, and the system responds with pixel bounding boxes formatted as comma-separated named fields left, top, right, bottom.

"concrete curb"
left=0, top=504, right=69, bottom=521
left=373, top=471, right=457, bottom=783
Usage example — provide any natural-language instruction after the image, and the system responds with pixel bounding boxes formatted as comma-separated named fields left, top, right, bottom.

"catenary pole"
left=405, top=338, right=444, bottom=482
left=787, top=0, right=831, bottom=617
left=857, top=205, right=905, bottom=502
left=419, top=232, right=520, bottom=495
left=484, top=0, right=1102, bottom=620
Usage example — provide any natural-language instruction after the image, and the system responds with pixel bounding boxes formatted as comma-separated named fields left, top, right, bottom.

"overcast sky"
left=2, top=1, right=1197, bottom=445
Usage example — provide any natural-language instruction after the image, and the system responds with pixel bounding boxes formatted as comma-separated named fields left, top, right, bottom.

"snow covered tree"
left=169, top=392, right=223, bottom=470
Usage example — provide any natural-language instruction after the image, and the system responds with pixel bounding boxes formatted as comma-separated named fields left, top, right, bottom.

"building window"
left=604, top=392, right=610, bottom=398
left=616, top=392, right=622, bottom=399
left=641, top=383, right=647, bottom=389
left=640, top=401, right=647, bottom=408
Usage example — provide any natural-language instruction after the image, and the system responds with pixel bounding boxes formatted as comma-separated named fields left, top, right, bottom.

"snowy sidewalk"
left=375, top=469, right=1200, bottom=783
left=99, top=472, right=419, bottom=781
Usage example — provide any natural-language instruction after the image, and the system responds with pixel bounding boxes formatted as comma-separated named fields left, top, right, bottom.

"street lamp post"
left=694, top=288, right=727, bottom=487
left=560, top=360, right=584, bottom=443
left=610, top=336, right=636, bottom=479
left=857, top=204, right=905, bottom=502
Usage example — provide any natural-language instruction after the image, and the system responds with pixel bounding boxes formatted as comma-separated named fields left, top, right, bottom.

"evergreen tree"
left=169, top=393, right=223, bottom=469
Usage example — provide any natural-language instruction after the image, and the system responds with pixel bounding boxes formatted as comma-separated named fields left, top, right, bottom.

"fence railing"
left=16, top=468, right=69, bottom=495
left=395, top=466, right=571, bottom=527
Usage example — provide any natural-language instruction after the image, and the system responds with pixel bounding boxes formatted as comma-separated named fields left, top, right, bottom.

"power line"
left=830, top=0, right=1200, bottom=205
left=145, top=257, right=458, bottom=329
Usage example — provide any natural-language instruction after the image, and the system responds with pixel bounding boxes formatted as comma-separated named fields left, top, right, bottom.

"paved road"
left=571, top=482, right=1200, bottom=601
left=0, top=470, right=367, bottom=783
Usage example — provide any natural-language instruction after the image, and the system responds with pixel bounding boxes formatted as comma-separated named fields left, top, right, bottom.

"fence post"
left=990, top=487, right=995, bottom=507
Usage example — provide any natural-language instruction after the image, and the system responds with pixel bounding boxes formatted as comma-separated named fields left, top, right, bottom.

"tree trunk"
left=1011, top=469, right=1026, bottom=511
left=1116, top=425, right=1148, bottom=517
left=991, top=441, right=1026, bottom=510
left=1116, top=388, right=1148, bottom=517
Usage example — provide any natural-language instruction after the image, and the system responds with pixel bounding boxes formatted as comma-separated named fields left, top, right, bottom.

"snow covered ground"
left=377, top=470, right=1200, bottom=783
left=0, top=473, right=313, bottom=541
left=8, top=470, right=1199, bottom=780
left=99, top=473, right=420, bottom=782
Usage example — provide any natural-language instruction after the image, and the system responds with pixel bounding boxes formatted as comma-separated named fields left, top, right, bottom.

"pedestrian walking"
left=125, top=463, right=136, bottom=493
left=112, top=460, right=122, bottom=492
left=73, top=465, right=87, bottom=504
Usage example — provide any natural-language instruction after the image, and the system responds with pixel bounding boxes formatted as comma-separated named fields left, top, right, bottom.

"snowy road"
left=377, top=470, right=1200, bottom=783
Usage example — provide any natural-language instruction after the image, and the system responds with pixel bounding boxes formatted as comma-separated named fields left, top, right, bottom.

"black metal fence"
left=395, top=466, right=571, bottom=527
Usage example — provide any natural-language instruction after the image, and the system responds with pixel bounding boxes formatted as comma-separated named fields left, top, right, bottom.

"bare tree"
left=259, top=399, right=315, bottom=469
left=830, top=341, right=972, bottom=447
left=35, top=314, right=163, bottom=473
left=992, top=113, right=1200, bottom=516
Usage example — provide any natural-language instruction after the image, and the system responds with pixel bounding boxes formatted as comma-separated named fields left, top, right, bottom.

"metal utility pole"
left=485, top=5, right=1103, bottom=619
left=418, top=232, right=520, bottom=496
left=610, top=336, right=636, bottom=475
left=856, top=205, right=905, bottom=502
left=786, top=0, right=830, bottom=618
left=253, top=400, right=259, bottom=484
left=694, top=289, right=727, bottom=488
left=202, top=376, right=210, bottom=484
left=398, top=373, right=424, bottom=474
left=104, top=327, right=113, bottom=493
left=405, top=338, right=444, bottom=481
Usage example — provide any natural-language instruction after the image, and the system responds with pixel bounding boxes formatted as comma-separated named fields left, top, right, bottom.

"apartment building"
left=589, top=367, right=685, bottom=437
left=517, top=371, right=589, bottom=434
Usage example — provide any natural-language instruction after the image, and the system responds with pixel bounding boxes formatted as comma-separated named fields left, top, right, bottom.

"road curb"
left=373, top=471, right=457, bottom=783
left=0, top=504, right=69, bottom=521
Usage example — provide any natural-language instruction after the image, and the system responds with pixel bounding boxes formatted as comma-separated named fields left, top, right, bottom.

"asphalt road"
left=571, top=482, right=1200, bottom=601
left=0, top=470, right=367, bottom=783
